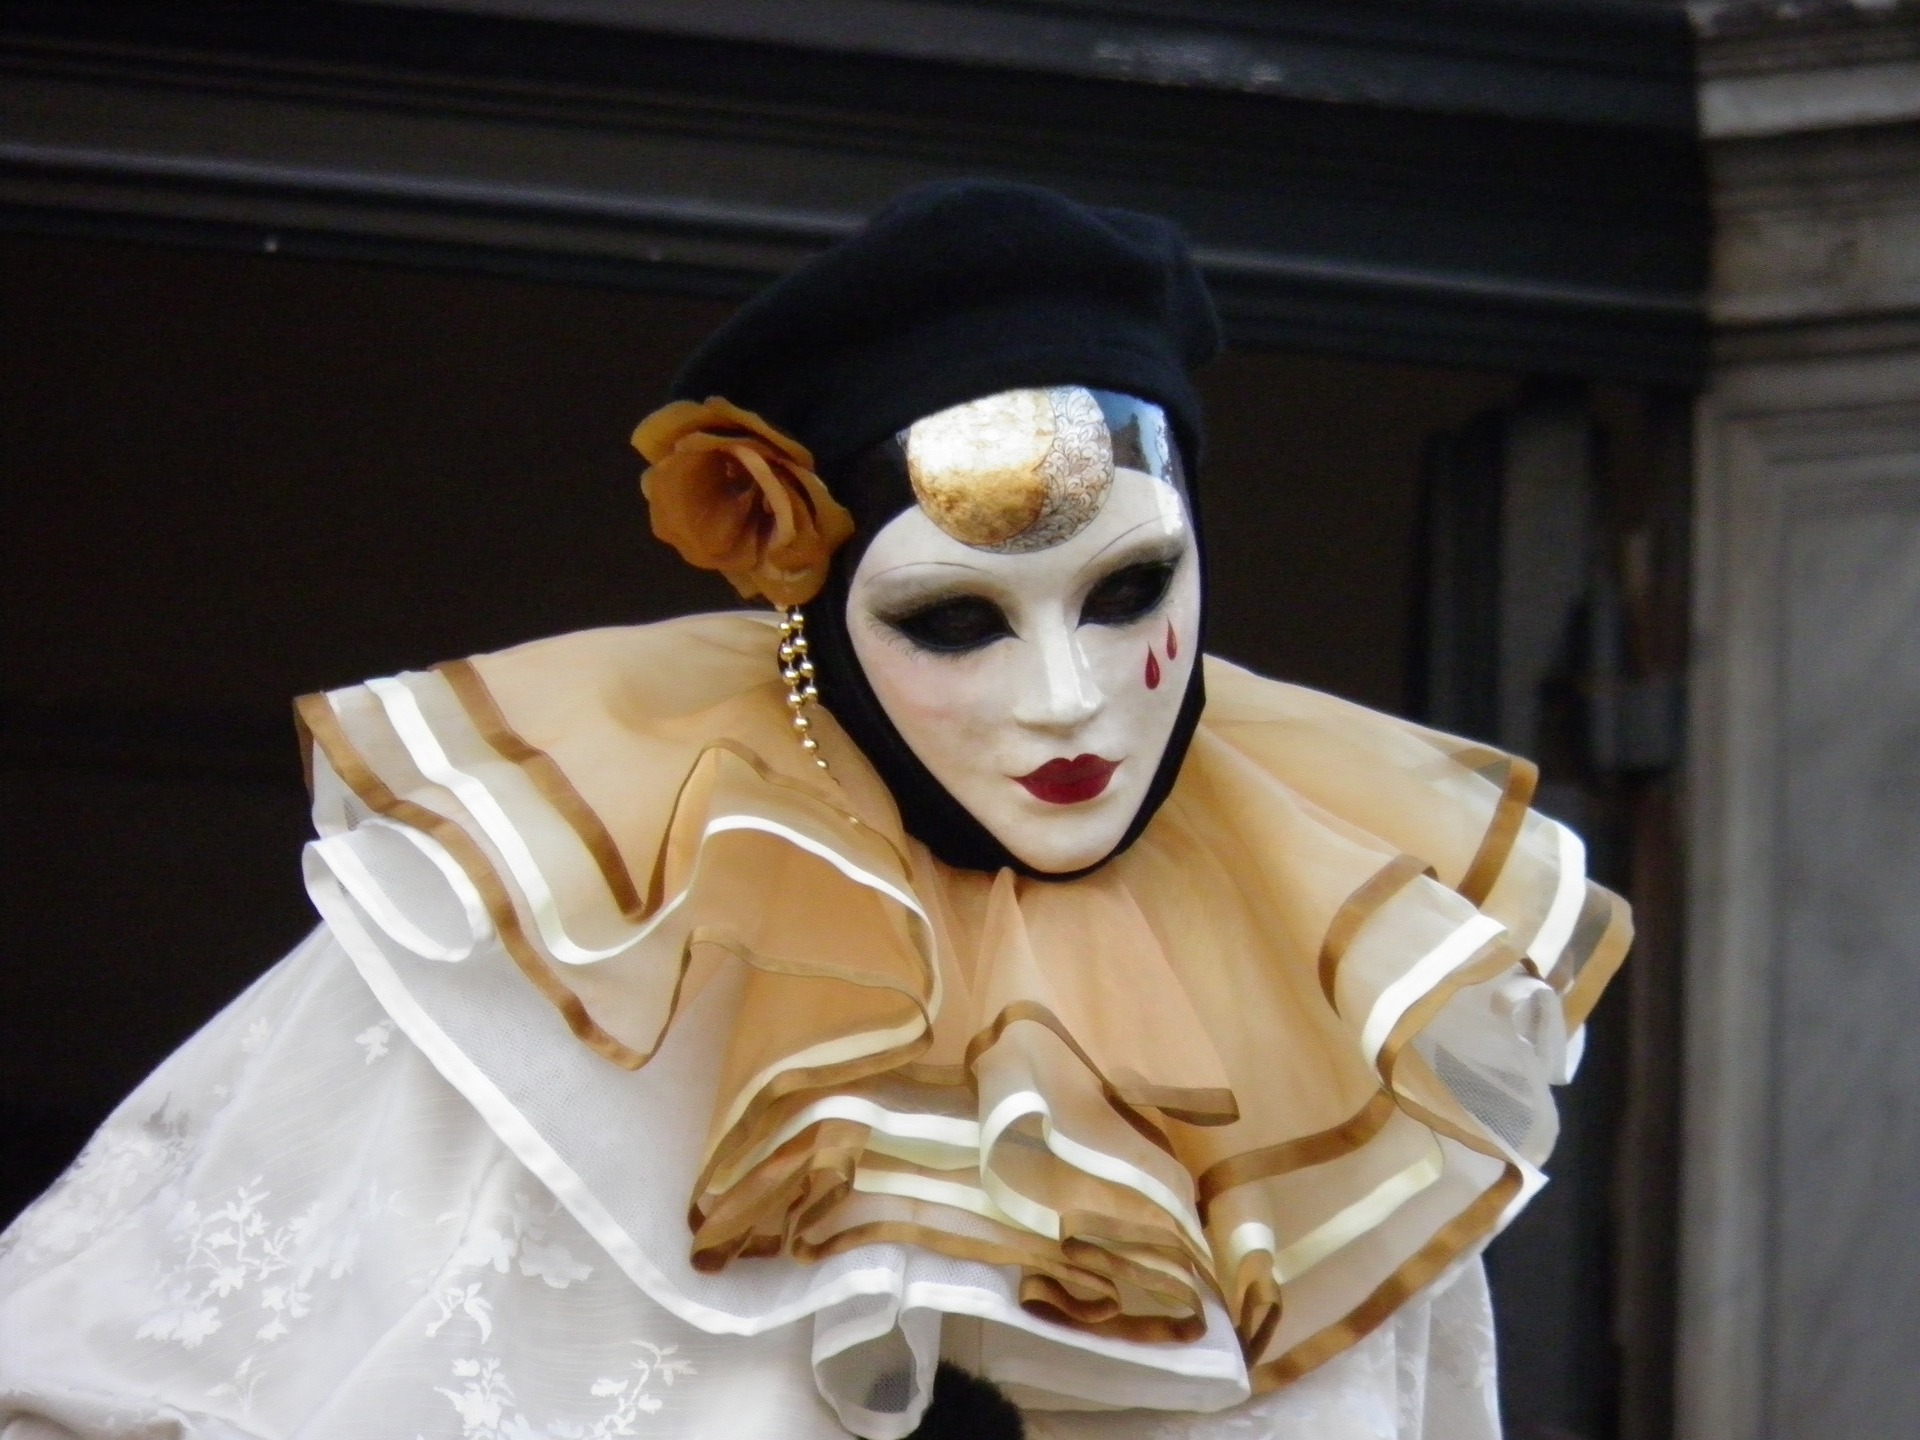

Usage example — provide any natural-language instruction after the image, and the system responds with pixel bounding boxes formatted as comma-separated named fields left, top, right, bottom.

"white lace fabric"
left=0, top=930, right=1499, bottom=1440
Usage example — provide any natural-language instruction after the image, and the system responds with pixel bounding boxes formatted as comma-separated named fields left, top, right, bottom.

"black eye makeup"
left=882, top=594, right=1015, bottom=653
left=867, top=534, right=1186, bottom=655
left=1079, top=558, right=1177, bottom=628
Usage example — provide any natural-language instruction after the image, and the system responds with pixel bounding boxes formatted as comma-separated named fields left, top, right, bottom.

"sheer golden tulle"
left=296, top=612, right=1627, bottom=1391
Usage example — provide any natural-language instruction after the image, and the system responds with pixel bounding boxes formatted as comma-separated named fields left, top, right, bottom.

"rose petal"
left=645, top=456, right=760, bottom=573
left=635, top=399, right=851, bottom=606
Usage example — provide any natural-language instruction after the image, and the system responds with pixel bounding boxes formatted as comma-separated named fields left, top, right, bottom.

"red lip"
left=1016, top=754, right=1118, bottom=805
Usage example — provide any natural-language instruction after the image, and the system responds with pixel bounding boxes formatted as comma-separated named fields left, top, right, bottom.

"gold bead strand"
left=778, top=606, right=830, bottom=772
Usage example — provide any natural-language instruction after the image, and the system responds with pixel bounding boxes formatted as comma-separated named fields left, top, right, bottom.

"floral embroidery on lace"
left=356, top=1021, right=394, bottom=1064
left=428, top=1280, right=498, bottom=1344
left=134, top=1175, right=394, bottom=1405
left=429, top=1189, right=594, bottom=1332
left=0, top=1102, right=194, bottom=1272
left=3, top=975, right=295, bottom=1280
left=430, top=1343, right=697, bottom=1439
left=422, top=1190, right=690, bottom=1438
left=1426, top=1271, right=1499, bottom=1410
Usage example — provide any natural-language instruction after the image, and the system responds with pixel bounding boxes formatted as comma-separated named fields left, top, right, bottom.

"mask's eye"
left=887, top=595, right=1014, bottom=653
left=1080, top=560, right=1176, bottom=627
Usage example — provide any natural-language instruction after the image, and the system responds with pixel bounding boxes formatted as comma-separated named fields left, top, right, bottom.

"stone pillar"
left=1682, top=4, right=1920, bottom=1438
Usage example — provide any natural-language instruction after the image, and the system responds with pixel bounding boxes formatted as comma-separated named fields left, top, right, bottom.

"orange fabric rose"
left=633, top=398, right=855, bottom=608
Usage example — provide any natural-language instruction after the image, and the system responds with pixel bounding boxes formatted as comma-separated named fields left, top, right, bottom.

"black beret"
left=670, top=179, right=1222, bottom=482
left=665, top=179, right=1218, bottom=881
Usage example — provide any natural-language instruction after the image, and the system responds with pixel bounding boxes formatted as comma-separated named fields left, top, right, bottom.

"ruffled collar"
left=297, top=612, right=1627, bottom=1425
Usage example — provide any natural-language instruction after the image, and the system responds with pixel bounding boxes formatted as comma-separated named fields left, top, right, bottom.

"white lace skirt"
left=0, top=929, right=1501, bottom=1440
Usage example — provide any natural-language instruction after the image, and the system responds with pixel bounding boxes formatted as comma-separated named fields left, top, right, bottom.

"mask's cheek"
left=1162, top=560, right=1205, bottom=688
left=1079, top=565, right=1202, bottom=710
left=1072, top=623, right=1149, bottom=701
left=848, top=625, right=1013, bottom=760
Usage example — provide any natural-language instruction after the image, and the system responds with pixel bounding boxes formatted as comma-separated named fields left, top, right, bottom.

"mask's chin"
left=972, top=758, right=1151, bottom=874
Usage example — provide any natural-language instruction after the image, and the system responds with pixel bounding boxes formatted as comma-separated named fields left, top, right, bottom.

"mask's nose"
left=1010, top=612, right=1103, bottom=731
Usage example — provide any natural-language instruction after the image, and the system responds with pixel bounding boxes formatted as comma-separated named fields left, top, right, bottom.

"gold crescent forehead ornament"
left=904, top=386, right=1114, bottom=552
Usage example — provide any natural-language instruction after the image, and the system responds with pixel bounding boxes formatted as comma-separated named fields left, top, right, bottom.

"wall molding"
left=0, top=0, right=1707, bottom=381
left=345, top=0, right=1700, bottom=128
left=1709, top=122, right=1920, bottom=333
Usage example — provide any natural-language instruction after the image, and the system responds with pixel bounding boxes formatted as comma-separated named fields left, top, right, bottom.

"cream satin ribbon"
left=1223, top=1134, right=1446, bottom=1289
left=362, top=675, right=937, bottom=973
left=1359, top=915, right=1507, bottom=1066
left=311, top=818, right=489, bottom=963
left=979, top=1086, right=1211, bottom=1255
left=1525, top=820, right=1588, bottom=978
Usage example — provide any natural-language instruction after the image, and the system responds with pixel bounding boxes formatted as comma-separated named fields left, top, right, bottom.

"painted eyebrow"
left=861, top=571, right=1008, bottom=619
left=1076, top=522, right=1188, bottom=581
left=860, top=519, right=1188, bottom=603
left=862, top=558, right=991, bottom=583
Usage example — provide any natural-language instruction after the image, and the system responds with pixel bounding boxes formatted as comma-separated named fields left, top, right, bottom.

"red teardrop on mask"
left=1166, top=622, right=1178, bottom=660
left=1145, top=649, right=1162, bottom=690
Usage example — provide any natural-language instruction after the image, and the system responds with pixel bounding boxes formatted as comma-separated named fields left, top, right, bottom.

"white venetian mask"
left=846, top=388, right=1201, bottom=874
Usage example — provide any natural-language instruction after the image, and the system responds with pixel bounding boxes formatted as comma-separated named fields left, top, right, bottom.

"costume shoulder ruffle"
left=296, top=612, right=1627, bottom=1432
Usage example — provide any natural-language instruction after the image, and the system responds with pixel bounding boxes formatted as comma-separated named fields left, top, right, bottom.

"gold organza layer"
left=295, top=612, right=1628, bottom=1390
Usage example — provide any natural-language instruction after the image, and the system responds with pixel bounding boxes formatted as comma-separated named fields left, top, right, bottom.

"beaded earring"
left=778, top=606, right=829, bottom=771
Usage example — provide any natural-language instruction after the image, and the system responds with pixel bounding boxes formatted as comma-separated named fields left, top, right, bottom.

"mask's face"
left=847, top=457, right=1200, bottom=875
